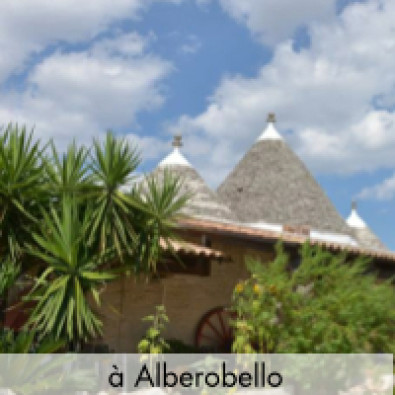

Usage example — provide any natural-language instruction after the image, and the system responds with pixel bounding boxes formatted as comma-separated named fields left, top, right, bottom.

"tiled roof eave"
left=160, top=237, right=225, bottom=259
left=177, top=218, right=395, bottom=264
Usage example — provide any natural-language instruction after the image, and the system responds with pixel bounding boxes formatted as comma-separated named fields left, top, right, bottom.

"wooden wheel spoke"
left=195, top=306, right=234, bottom=351
left=205, top=319, right=225, bottom=340
left=217, top=311, right=227, bottom=336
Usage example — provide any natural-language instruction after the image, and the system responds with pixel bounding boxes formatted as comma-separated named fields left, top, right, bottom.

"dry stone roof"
left=346, top=203, right=387, bottom=250
left=150, top=140, right=237, bottom=222
left=149, top=119, right=387, bottom=253
left=217, top=118, right=351, bottom=235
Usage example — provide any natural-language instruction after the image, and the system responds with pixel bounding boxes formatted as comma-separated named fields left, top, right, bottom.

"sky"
left=1, top=0, right=395, bottom=249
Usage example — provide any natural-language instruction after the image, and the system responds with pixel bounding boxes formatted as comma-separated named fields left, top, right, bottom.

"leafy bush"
left=232, top=243, right=395, bottom=353
left=137, top=305, right=169, bottom=353
left=0, top=125, right=187, bottom=348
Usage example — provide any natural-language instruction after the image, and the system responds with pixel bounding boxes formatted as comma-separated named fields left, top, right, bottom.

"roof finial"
left=267, top=113, right=276, bottom=123
left=172, top=134, right=183, bottom=148
left=258, top=112, right=282, bottom=141
left=159, top=134, right=191, bottom=167
left=347, top=200, right=366, bottom=229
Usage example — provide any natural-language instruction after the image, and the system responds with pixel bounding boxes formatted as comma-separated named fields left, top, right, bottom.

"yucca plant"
left=0, top=258, right=20, bottom=299
left=0, top=125, right=48, bottom=326
left=0, top=258, right=21, bottom=325
left=0, top=126, right=188, bottom=349
left=89, top=132, right=142, bottom=260
left=131, top=170, right=189, bottom=273
left=0, top=124, right=47, bottom=261
left=26, top=197, right=116, bottom=349
left=45, top=141, right=93, bottom=201
left=0, top=328, right=65, bottom=353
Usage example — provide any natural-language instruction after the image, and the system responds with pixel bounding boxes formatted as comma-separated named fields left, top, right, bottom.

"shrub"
left=232, top=243, right=395, bottom=353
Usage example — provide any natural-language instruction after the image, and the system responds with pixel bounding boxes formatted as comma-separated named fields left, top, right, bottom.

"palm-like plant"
left=0, top=124, right=47, bottom=260
left=0, top=258, right=20, bottom=324
left=131, top=170, right=189, bottom=273
left=45, top=141, right=92, bottom=200
left=0, top=258, right=20, bottom=299
left=0, top=126, right=188, bottom=349
left=89, top=132, right=141, bottom=259
left=26, top=198, right=116, bottom=347
left=0, top=328, right=65, bottom=353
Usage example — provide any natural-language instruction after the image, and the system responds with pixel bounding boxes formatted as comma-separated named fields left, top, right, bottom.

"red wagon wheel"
left=195, top=306, right=234, bottom=352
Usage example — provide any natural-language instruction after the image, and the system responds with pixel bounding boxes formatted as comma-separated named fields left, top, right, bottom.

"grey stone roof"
left=217, top=133, right=351, bottom=235
left=346, top=204, right=387, bottom=250
left=349, top=226, right=387, bottom=251
left=149, top=147, right=237, bottom=222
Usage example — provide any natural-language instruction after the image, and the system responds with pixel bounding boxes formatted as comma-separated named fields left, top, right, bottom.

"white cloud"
left=359, top=173, right=395, bottom=201
left=0, top=0, right=178, bottom=83
left=216, top=0, right=337, bottom=45
left=0, top=32, right=172, bottom=151
left=172, top=0, right=395, bottom=185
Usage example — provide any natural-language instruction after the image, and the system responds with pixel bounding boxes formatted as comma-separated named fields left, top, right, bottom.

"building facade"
left=99, top=114, right=395, bottom=352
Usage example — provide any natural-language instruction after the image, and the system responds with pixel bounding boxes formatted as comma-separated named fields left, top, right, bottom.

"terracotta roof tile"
left=160, top=238, right=224, bottom=259
left=178, top=218, right=395, bottom=263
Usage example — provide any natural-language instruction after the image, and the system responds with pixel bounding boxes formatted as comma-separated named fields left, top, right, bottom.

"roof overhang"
left=177, top=218, right=395, bottom=264
left=160, top=238, right=225, bottom=259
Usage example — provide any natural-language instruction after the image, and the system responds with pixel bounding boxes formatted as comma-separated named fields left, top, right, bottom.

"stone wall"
left=99, top=233, right=274, bottom=352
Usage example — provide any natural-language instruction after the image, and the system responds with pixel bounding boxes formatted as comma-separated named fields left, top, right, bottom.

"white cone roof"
left=159, top=147, right=191, bottom=167
left=346, top=203, right=386, bottom=250
left=346, top=206, right=367, bottom=229
left=257, top=120, right=283, bottom=141
left=152, top=137, right=237, bottom=222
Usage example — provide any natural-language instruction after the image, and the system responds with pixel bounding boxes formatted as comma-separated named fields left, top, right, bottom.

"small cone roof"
left=217, top=114, right=350, bottom=234
left=151, top=136, right=236, bottom=222
left=346, top=202, right=386, bottom=250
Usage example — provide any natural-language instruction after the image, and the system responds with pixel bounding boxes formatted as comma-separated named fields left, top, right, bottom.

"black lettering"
left=205, top=372, right=220, bottom=387
left=255, top=362, right=258, bottom=387
left=262, top=362, right=265, bottom=387
left=134, top=364, right=154, bottom=388
left=268, top=372, right=283, bottom=388
left=109, top=365, right=123, bottom=388
left=164, top=362, right=178, bottom=387
left=239, top=372, right=252, bottom=388
left=222, top=363, right=237, bottom=387
left=180, top=372, right=193, bottom=387
left=196, top=371, right=204, bottom=387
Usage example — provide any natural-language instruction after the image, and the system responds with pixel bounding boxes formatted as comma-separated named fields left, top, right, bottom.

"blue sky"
left=1, top=0, right=395, bottom=248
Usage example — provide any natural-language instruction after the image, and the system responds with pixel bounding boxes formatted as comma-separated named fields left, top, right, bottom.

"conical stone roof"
left=150, top=137, right=237, bottom=222
left=217, top=114, right=351, bottom=235
left=346, top=202, right=386, bottom=250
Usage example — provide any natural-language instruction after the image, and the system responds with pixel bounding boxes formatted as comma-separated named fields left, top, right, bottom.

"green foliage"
left=0, top=258, right=20, bottom=299
left=0, top=328, right=65, bottom=353
left=26, top=198, right=116, bottom=344
left=45, top=141, right=92, bottom=200
left=137, top=305, right=170, bottom=353
left=0, top=125, right=187, bottom=346
left=231, top=242, right=395, bottom=353
left=131, top=169, right=189, bottom=273
left=89, top=132, right=141, bottom=259
left=0, top=124, right=47, bottom=260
